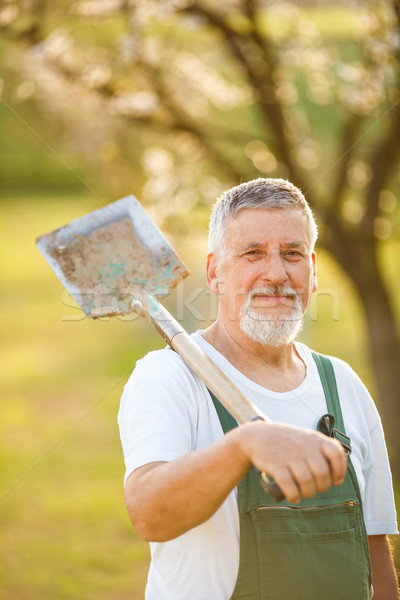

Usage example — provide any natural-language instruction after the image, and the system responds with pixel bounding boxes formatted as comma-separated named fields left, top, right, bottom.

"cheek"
left=216, top=260, right=264, bottom=301
left=288, top=267, right=313, bottom=297
left=218, top=282, right=247, bottom=305
left=299, top=273, right=316, bottom=303
left=216, top=271, right=249, bottom=310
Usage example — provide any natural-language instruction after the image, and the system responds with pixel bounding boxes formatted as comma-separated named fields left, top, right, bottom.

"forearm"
left=125, top=425, right=251, bottom=542
left=125, top=419, right=347, bottom=542
left=368, top=535, right=399, bottom=600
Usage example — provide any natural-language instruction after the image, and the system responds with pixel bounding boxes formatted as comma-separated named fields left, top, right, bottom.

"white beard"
left=239, top=286, right=304, bottom=347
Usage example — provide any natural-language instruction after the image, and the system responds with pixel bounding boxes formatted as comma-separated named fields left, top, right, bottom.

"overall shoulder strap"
left=210, top=391, right=238, bottom=434
left=311, top=351, right=363, bottom=505
left=311, top=351, right=346, bottom=434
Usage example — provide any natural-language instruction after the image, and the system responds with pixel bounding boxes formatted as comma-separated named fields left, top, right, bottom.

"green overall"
left=210, top=352, right=372, bottom=600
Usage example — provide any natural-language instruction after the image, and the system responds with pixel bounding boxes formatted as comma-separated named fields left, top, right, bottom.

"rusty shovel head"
left=35, top=195, right=190, bottom=318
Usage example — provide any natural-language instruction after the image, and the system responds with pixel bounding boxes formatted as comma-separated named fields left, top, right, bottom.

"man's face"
left=206, top=207, right=317, bottom=344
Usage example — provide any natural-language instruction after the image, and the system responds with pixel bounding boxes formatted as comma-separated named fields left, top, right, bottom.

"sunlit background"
left=1, top=1, right=399, bottom=597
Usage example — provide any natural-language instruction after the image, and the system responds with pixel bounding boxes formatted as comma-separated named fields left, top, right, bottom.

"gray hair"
left=208, top=178, right=318, bottom=255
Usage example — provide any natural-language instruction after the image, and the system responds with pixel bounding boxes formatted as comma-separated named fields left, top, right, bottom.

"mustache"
left=248, top=285, right=299, bottom=300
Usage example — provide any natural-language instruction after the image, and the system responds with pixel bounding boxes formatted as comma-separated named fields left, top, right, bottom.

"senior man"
left=118, top=178, right=398, bottom=599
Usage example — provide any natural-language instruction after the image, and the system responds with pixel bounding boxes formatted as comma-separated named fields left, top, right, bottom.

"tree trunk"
left=354, top=267, right=400, bottom=478
left=326, top=233, right=400, bottom=478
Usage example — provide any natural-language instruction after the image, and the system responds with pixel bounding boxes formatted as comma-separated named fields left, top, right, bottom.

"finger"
left=320, top=438, right=347, bottom=486
left=307, top=453, right=333, bottom=494
left=270, top=467, right=302, bottom=504
left=288, top=461, right=317, bottom=499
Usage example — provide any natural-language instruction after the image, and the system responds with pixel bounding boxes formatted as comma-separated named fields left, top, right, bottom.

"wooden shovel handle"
left=172, top=332, right=285, bottom=503
left=171, top=331, right=268, bottom=424
left=138, top=293, right=284, bottom=502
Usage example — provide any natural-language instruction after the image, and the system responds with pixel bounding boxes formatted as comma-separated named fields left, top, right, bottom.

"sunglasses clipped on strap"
left=317, top=413, right=352, bottom=456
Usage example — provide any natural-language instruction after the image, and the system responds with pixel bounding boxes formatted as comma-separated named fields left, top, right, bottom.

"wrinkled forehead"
left=223, top=207, right=313, bottom=250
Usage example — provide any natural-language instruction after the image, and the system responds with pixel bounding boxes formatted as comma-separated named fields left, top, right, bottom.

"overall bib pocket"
left=251, top=502, right=370, bottom=600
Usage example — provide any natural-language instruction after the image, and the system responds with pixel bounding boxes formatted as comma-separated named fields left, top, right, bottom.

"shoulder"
left=297, top=343, right=381, bottom=430
left=121, top=338, right=209, bottom=413
left=131, top=331, right=211, bottom=387
left=132, top=345, right=193, bottom=382
left=297, top=342, right=369, bottom=391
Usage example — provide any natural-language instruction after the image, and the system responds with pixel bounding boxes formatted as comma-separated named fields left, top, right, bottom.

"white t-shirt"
left=118, top=333, right=398, bottom=600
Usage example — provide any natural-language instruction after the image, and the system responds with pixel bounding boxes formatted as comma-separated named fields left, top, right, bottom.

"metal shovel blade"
left=35, top=195, right=190, bottom=318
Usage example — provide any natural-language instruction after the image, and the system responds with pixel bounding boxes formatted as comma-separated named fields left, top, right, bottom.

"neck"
left=201, top=318, right=305, bottom=392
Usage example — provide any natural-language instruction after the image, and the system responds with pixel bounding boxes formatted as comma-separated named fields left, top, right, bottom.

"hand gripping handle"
left=259, top=472, right=285, bottom=502
left=250, top=417, right=285, bottom=502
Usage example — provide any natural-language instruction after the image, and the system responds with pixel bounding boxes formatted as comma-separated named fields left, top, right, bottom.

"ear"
left=206, top=253, right=220, bottom=293
left=311, top=252, right=318, bottom=293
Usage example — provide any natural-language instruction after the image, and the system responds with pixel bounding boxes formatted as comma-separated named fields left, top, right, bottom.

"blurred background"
left=1, top=0, right=399, bottom=597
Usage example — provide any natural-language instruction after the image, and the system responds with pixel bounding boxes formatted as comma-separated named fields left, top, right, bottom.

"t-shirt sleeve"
left=363, top=419, right=399, bottom=535
left=118, top=349, right=202, bottom=485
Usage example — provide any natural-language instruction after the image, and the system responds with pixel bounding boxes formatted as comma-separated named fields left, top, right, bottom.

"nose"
left=261, top=252, right=288, bottom=285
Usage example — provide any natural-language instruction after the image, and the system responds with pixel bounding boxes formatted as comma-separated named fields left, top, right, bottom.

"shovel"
left=35, top=194, right=284, bottom=501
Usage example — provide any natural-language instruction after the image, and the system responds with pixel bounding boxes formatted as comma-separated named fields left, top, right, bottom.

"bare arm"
left=368, top=535, right=399, bottom=600
left=125, top=420, right=346, bottom=541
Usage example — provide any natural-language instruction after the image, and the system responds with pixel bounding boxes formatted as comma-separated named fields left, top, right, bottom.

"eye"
left=243, top=249, right=263, bottom=259
left=284, top=250, right=303, bottom=260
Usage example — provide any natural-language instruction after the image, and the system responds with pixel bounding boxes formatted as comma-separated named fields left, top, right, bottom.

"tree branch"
left=179, top=2, right=314, bottom=199
left=361, top=104, right=400, bottom=237
left=393, top=0, right=400, bottom=29
left=133, top=60, right=247, bottom=183
left=0, top=0, right=47, bottom=44
left=330, top=112, right=363, bottom=211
